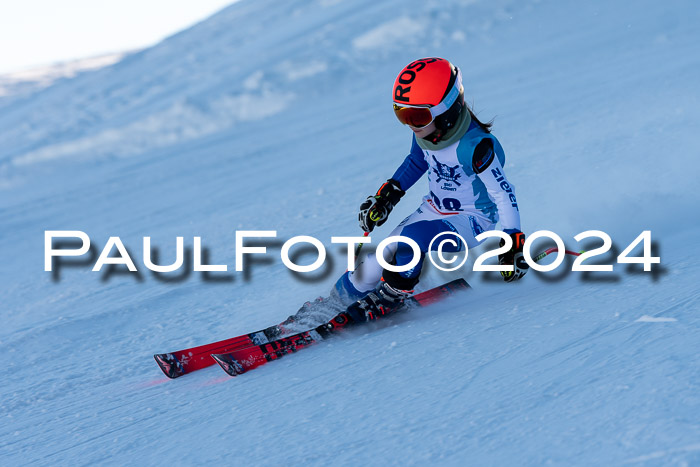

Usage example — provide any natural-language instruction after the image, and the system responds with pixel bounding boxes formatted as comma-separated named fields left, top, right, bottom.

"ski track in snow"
left=1, top=0, right=699, bottom=465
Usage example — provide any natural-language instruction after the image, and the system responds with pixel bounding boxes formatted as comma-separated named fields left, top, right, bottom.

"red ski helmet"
left=392, top=57, right=464, bottom=130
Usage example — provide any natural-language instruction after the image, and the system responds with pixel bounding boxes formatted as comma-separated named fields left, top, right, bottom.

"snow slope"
left=1, top=0, right=699, bottom=465
left=0, top=52, right=130, bottom=101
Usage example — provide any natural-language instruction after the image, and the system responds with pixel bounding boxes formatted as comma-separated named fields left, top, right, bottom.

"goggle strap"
left=430, top=68, right=462, bottom=117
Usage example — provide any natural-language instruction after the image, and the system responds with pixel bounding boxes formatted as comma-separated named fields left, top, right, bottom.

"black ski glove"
left=499, top=230, right=529, bottom=282
left=358, top=179, right=405, bottom=233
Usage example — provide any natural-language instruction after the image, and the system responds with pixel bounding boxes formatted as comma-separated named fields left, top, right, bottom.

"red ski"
left=154, top=323, right=288, bottom=379
left=211, top=278, right=470, bottom=377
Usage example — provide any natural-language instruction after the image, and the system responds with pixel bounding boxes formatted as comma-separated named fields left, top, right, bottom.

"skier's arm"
left=359, top=136, right=428, bottom=232
left=470, top=138, right=521, bottom=233
left=390, top=134, right=429, bottom=192
left=465, top=137, right=528, bottom=282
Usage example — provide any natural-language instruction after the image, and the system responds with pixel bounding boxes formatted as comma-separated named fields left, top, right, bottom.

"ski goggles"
left=392, top=68, right=462, bottom=128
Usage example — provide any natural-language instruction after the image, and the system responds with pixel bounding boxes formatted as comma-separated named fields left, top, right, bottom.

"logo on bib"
left=431, top=155, right=462, bottom=186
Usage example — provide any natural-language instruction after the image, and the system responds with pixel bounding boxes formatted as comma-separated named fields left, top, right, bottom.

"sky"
left=0, top=0, right=237, bottom=74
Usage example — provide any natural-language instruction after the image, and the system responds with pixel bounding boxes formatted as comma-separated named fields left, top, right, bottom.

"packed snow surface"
left=1, top=0, right=698, bottom=465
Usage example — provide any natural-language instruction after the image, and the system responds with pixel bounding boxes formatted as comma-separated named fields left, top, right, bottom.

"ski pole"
left=533, top=247, right=584, bottom=263
left=353, top=231, right=370, bottom=270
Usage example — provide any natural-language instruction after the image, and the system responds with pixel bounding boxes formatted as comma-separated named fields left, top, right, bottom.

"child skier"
left=155, top=57, right=533, bottom=379
left=333, top=57, right=529, bottom=324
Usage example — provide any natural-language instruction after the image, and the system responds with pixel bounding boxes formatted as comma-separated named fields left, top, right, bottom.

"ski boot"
left=345, top=280, right=412, bottom=323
